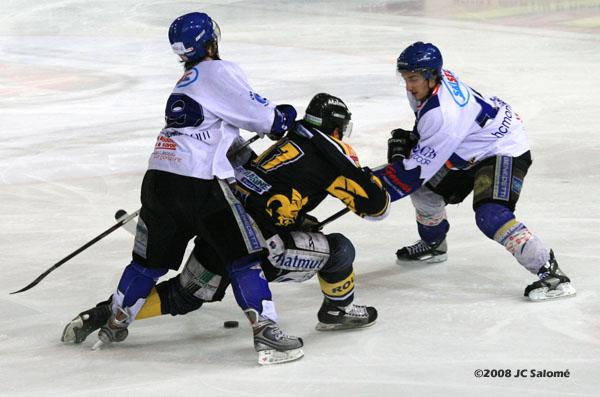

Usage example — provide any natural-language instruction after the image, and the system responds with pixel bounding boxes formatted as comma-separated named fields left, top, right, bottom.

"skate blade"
left=315, top=320, right=376, bottom=331
left=91, top=339, right=105, bottom=351
left=257, top=348, right=304, bottom=365
left=396, top=253, right=447, bottom=265
left=61, top=316, right=84, bottom=343
left=527, top=282, right=577, bottom=301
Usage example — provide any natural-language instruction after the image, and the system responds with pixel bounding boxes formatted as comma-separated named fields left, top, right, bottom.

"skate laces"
left=406, top=240, right=433, bottom=255
left=343, top=304, right=368, bottom=318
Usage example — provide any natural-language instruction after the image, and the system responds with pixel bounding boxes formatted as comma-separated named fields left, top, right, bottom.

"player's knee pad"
left=475, top=203, right=516, bottom=240
left=155, top=275, right=204, bottom=316
left=265, top=231, right=331, bottom=282
left=322, top=233, right=355, bottom=274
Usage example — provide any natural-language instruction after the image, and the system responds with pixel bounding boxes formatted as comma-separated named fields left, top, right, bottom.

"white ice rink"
left=1, top=1, right=599, bottom=396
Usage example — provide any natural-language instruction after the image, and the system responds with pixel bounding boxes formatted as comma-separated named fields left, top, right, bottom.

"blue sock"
left=116, top=261, right=168, bottom=308
left=228, top=258, right=272, bottom=315
left=417, top=219, right=449, bottom=245
left=475, top=203, right=515, bottom=240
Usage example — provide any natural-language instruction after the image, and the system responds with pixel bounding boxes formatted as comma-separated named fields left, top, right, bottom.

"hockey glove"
left=268, top=104, right=297, bottom=140
left=387, top=128, right=419, bottom=163
left=296, top=214, right=323, bottom=233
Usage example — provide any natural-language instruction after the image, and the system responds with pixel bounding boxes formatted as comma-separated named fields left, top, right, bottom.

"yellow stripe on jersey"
left=318, top=272, right=355, bottom=299
left=135, top=287, right=163, bottom=319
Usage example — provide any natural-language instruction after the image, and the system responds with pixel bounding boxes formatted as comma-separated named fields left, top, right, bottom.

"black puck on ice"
left=224, top=320, right=239, bottom=328
left=115, top=209, right=127, bottom=220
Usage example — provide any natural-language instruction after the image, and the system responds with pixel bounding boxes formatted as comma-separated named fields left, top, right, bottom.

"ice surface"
left=1, top=1, right=599, bottom=396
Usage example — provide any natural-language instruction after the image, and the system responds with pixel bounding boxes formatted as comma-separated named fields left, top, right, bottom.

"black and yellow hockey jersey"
left=234, top=121, right=390, bottom=235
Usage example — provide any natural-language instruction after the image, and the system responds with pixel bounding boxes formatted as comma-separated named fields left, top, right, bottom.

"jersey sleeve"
left=373, top=108, right=463, bottom=202
left=196, top=62, right=276, bottom=135
left=303, top=128, right=390, bottom=219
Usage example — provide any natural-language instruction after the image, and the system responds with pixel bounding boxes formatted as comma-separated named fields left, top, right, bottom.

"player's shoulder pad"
left=330, top=136, right=360, bottom=167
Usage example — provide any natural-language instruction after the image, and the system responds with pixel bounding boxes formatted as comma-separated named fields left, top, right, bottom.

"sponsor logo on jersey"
left=249, top=91, right=269, bottom=106
left=491, top=103, right=515, bottom=138
left=236, top=168, right=272, bottom=195
left=411, top=144, right=436, bottom=165
left=176, top=68, right=198, bottom=88
left=154, top=135, right=177, bottom=150
left=441, top=69, right=470, bottom=107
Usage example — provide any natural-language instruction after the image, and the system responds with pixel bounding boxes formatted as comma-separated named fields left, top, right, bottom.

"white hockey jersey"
left=148, top=60, right=275, bottom=180
left=375, top=69, right=530, bottom=201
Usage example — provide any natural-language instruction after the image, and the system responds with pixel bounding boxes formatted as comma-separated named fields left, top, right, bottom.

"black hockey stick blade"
left=10, top=209, right=140, bottom=294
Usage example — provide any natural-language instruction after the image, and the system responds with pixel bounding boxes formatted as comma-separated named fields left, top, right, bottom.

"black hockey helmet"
left=303, top=93, right=353, bottom=139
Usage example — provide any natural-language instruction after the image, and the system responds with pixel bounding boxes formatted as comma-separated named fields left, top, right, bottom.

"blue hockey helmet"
left=168, top=12, right=221, bottom=62
left=396, top=41, right=443, bottom=80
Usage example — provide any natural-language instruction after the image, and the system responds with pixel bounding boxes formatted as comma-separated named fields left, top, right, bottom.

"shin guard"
left=112, top=261, right=167, bottom=324
left=475, top=203, right=549, bottom=273
left=228, top=258, right=277, bottom=322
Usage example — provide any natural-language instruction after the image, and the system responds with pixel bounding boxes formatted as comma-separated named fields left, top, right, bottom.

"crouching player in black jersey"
left=62, top=93, right=390, bottom=345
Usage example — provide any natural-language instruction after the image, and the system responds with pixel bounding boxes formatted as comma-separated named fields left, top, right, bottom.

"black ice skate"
left=396, top=239, right=447, bottom=264
left=247, top=309, right=304, bottom=365
left=316, top=299, right=378, bottom=331
left=61, top=298, right=112, bottom=344
left=524, top=250, right=576, bottom=301
left=93, top=307, right=130, bottom=350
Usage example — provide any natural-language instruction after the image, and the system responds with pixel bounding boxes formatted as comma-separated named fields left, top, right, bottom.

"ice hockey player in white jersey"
left=94, top=12, right=303, bottom=364
left=373, top=41, right=575, bottom=301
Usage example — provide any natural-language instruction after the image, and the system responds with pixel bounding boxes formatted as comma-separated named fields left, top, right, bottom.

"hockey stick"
left=10, top=210, right=140, bottom=294
left=315, top=208, right=350, bottom=229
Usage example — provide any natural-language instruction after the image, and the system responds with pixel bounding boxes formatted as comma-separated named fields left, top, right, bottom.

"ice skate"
left=61, top=299, right=112, bottom=344
left=396, top=238, right=447, bottom=263
left=93, top=307, right=130, bottom=350
left=246, top=309, right=303, bottom=365
left=524, top=250, right=576, bottom=301
left=316, top=299, right=378, bottom=331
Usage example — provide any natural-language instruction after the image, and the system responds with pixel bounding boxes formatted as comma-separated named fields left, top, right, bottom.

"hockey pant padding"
left=228, top=256, right=276, bottom=321
left=113, top=261, right=167, bottom=323
left=265, top=231, right=330, bottom=282
left=154, top=275, right=204, bottom=316
left=411, top=186, right=449, bottom=244
left=475, top=203, right=549, bottom=274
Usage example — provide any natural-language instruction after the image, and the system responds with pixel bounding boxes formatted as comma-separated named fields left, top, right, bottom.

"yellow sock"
left=318, top=271, right=355, bottom=301
left=134, top=287, right=163, bottom=320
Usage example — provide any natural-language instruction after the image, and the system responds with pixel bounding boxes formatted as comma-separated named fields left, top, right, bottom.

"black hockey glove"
left=387, top=128, right=419, bottom=163
left=296, top=214, right=323, bottom=233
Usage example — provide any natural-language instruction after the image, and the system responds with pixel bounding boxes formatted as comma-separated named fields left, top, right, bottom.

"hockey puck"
left=115, top=209, right=127, bottom=220
left=223, top=320, right=239, bottom=328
